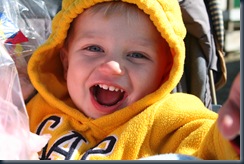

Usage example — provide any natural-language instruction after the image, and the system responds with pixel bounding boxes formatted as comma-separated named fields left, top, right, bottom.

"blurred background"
left=216, top=0, right=240, bottom=105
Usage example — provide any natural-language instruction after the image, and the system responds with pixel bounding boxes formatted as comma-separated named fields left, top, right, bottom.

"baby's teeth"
left=109, top=86, right=115, bottom=91
left=98, top=84, right=123, bottom=92
left=103, top=85, right=109, bottom=90
left=99, top=84, right=107, bottom=90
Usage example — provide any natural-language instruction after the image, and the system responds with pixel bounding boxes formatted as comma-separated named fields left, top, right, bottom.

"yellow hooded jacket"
left=26, top=0, right=239, bottom=160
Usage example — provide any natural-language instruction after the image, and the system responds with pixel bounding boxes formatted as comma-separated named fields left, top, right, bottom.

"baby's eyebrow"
left=130, top=38, right=158, bottom=48
left=72, top=31, right=104, bottom=43
left=79, top=31, right=103, bottom=38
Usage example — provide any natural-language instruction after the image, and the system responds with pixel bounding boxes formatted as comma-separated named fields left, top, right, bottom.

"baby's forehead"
left=77, top=1, right=152, bottom=25
left=83, top=2, right=142, bottom=15
left=73, top=2, right=162, bottom=34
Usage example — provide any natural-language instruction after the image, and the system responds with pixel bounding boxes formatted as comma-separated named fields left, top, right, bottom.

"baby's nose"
left=99, top=60, right=124, bottom=75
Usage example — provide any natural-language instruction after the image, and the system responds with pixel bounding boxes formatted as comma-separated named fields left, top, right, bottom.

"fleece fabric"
left=26, top=0, right=239, bottom=160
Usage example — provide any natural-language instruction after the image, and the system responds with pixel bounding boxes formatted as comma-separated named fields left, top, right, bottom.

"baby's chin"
left=84, top=104, right=127, bottom=119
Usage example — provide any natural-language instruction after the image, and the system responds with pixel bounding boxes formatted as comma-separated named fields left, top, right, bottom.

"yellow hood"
left=27, top=0, right=186, bottom=119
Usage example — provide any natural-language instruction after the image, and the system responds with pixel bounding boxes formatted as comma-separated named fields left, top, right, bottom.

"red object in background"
left=5, top=30, right=28, bottom=44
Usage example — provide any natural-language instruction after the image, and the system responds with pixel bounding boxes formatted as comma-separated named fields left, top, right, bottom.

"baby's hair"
left=83, top=1, right=142, bottom=23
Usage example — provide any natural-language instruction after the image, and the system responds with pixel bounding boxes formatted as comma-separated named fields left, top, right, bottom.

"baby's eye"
left=127, top=52, right=147, bottom=59
left=84, top=45, right=104, bottom=52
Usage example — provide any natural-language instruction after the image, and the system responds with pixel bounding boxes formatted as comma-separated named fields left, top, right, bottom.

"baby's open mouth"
left=90, top=84, right=125, bottom=106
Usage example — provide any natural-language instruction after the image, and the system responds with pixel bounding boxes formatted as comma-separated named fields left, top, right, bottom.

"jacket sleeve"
left=150, top=93, right=239, bottom=160
left=195, top=121, right=239, bottom=160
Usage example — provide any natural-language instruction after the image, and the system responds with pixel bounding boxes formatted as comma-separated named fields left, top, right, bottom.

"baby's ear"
left=59, top=48, right=68, bottom=80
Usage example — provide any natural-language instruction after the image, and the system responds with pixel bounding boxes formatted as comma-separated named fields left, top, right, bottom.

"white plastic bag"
left=0, top=0, right=52, bottom=101
left=0, top=1, right=51, bottom=159
left=0, top=0, right=52, bottom=46
left=0, top=42, right=50, bottom=160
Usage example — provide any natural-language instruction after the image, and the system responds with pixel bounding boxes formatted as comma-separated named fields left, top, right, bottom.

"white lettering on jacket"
left=36, top=115, right=117, bottom=160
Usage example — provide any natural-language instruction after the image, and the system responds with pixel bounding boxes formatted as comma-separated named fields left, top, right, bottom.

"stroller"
left=174, top=0, right=227, bottom=111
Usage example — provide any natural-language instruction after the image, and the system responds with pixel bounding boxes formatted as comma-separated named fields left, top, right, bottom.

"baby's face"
left=60, top=6, right=170, bottom=119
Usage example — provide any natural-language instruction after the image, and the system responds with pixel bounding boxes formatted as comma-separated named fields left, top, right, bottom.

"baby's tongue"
left=96, top=88, right=124, bottom=106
